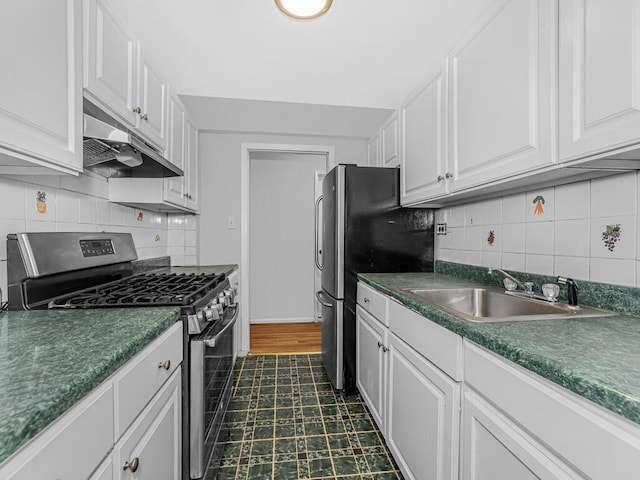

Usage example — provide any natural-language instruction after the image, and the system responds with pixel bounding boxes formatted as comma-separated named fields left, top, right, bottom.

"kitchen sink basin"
left=401, top=287, right=615, bottom=323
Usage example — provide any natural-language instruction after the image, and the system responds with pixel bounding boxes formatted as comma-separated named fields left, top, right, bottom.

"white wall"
left=0, top=174, right=197, bottom=304
left=436, top=171, right=640, bottom=287
left=197, top=131, right=367, bottom=266
left=249, top=153, right=326, bottom=322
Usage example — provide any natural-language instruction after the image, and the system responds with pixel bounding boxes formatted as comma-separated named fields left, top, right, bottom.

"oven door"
left=190, top=304, right=238, bottom=479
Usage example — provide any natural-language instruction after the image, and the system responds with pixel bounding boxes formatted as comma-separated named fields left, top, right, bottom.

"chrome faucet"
left=487, top=267, right=533, bottom=293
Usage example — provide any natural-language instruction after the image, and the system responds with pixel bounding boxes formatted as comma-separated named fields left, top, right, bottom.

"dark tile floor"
left=215, top=354, right=403, bottom=480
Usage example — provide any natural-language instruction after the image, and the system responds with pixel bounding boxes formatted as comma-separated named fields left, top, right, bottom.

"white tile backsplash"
left=525, top=188, right=554, bottom=223
left=0, top=176, right=198, bottom=298
left=555, top=182, right=590, bottom=220
left=525, top=222, right=554, bottom=255
left=502, top=193, right=525, bottom=224
left=591, top=172, right=636, bottom=218
left=591, top=257, right=635, bottom=287
left=435, top=173, right=640, bottom=289
left=554, top=219, right=589, bottom=257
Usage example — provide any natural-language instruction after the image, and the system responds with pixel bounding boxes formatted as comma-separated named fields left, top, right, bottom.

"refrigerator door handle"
left=315, top=195, right=323, bottom=271
left=315, top=290, right=333, bottom=307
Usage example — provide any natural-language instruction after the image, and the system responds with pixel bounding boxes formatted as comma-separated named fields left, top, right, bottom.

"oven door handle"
left=204, top=305, right=238, bottom=349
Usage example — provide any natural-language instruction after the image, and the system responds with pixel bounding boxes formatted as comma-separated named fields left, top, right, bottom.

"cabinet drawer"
left=3, top=382, right=114, bottom=480
left=388, top=299, right=462, bottom=380
left=464, top=340, right=640, bottom=480
left=115, top=322, right=182, bottom=439
left=357, top=282, right=389, bottom=325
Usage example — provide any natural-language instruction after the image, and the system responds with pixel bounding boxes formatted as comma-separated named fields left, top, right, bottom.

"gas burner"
left=48, top=272, right=226, bottom=309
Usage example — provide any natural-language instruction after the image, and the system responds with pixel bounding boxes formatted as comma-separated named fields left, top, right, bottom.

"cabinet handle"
left=132, top=106, right=141, bottom=114
left=183, top=193, right=192, bottom=200
left=377, top=341, right=382, bottom=348
left=437, top=175, right=444, bottom=182
left=158, top=360, right=171, bottom=370
left=141, top=113, right=149, bottom=121
left=363, top=297, right=370, bottom=303
left=123, top=457, right=139, bottom=472
left=445, top=172, right=453, bottom=179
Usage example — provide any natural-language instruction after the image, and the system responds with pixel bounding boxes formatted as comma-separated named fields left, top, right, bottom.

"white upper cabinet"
left=400, top=61, right=448, bottom=205
left=559, top=0, right=640, bottom=162
left=381, top=112, right=400, bottom=168
left=0, top=0, right=82, bottom=175
left=367, top=133, right=380, bottom=167
left=83, top=0, right=137, bottom=125
left=136, top=49, right=167, bottom=149
left=184, top=119, right=199, bottom=211
left=84, top=0, right=167, bottom=151
left=448, top=0, right=557, bottom=192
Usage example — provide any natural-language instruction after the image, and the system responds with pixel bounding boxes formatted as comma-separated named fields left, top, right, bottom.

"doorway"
left=239, top=143, right=335, bottom=355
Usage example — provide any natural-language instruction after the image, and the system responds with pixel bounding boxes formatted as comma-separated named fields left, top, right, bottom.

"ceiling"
left=106, top=0, right=496, bottom=110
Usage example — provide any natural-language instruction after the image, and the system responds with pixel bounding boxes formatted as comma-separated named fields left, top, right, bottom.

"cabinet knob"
left=132, top=106, right=141, bottom=114
left=437, top=175, right=444, bottom=182
left=158, top=360, right=171, bottom=370
left=445, top=172, right=453, bottom=179
left=141, top=113, right=149, bottom=121
left=123, top=457, right=140, bottom=472
left=363, top=297, right=370, bottom=303
left=377, top=341, right=383, bottom=348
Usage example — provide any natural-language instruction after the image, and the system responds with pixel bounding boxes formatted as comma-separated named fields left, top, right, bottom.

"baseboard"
left=250, top=317, right=318, bottom=324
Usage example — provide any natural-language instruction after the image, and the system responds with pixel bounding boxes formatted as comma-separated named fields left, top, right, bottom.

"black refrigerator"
left=317, top=164, right=434, bottom=392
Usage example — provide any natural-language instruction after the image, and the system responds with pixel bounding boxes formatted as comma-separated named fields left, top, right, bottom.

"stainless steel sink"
left=402, top=287, right=615, bottom=323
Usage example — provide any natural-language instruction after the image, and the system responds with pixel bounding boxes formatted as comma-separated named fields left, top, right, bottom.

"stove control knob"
left=215, top=304, right=224, bottom=315
left=205, top=309, right=214, bottom=320
left=196, top=311, right=205, bottom=322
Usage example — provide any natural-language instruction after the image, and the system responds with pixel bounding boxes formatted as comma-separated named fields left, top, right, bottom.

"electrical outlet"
left=436, top=223, right=447, bottom=235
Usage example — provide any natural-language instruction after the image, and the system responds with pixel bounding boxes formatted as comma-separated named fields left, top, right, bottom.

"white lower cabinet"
left=114, top=369, right=181, bottom=480
left=89, top=455, right=114, bottom=480
left=356, top=306, right=387, bottom=432
left=461, top=387, right=580, bottom=480
left=356, top=283, right=462, bottom=480
left=386, top=333, right=460, bottom=480
left=357, top=281, right=640, bottom=480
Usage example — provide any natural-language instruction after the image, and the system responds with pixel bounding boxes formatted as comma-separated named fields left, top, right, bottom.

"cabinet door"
left=163, top=89, right=186, bottom=207
left=461, top=388, right=580, bottom=480
left=386, top=334, right=460, bottom=480
left=0, top=0, right=82, bottom=174
left=136, top=47, right=167, bottom=149
left=84, top=0, right=137, bottom=126
left=184, top=119, right=199, bottom=211
left=356, top=306, right=387, bottom=433
left=89, top=456, right=113, bottom=480
left=381, top=112, right=399, bottom=168
left=559, top=0, right=640, bottom=161
left=115, top=369, right=182, bottom=480
left=367, top=134, right=380, bottom=167
left=448, top=0, right=557, bottom=192
left=400, top=62, right=448, bottom=205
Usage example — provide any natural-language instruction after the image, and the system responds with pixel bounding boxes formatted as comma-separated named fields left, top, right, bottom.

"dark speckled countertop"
left=0, top=307, right=180, bottom=464
left=358, top=272, right=640, bottom=426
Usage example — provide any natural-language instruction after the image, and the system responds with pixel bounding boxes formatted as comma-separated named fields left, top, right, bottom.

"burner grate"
left=48, top=272, right=226, bottom=309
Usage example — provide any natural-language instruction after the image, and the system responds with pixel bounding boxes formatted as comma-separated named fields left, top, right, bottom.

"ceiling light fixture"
left=275, top=0, right=333, bottom=20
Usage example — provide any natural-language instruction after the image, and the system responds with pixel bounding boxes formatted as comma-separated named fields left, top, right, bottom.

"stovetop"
left=48, top=272, right=226, bottom=309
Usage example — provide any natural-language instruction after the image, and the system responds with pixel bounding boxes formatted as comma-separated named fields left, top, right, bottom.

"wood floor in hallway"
left=250, top=322, right=322, bottom=354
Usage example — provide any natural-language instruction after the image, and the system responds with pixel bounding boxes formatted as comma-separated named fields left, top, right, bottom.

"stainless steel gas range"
left=6, top=232, right=238, bottom=480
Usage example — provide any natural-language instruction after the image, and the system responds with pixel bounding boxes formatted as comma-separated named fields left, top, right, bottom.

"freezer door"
left=321, top=166, right=345, bottom=299
left=317, top=289, right=343, bottom=390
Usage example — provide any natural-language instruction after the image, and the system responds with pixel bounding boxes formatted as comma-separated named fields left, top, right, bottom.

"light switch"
left=227, top=216, right=236, bottom=229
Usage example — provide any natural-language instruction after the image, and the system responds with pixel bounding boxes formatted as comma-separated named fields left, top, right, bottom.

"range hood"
left=82, top=110, right=183, bottom=178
